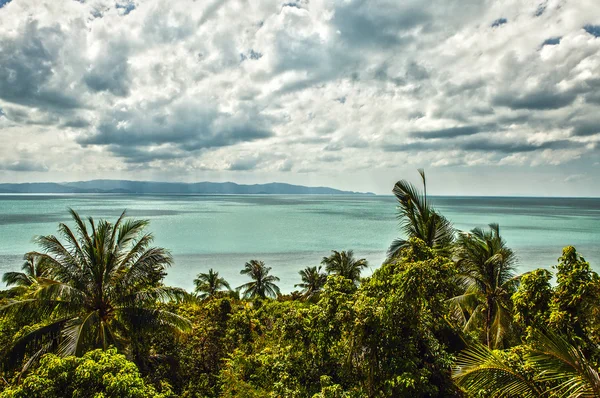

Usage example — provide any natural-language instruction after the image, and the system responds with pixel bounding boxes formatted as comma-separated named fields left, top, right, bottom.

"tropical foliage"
left=237, top=260, right=281, bottom=299
left=388, top=169, right=454, bottom=258
left=295, top=265, right=327, bottom=300
left=0, top=209, right=190, bottom=372
left=452, top=223, right=518, bottom=348
left=194, top=268, right=231, bottom=299
left=321, top=250, right=368, bottom=285
left=0, top=174, right=598, bottom=397
left=0, top=348, right=166, bottom=397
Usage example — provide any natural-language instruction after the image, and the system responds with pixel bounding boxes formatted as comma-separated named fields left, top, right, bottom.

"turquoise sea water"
left=0, top=195, right=598, bottom=293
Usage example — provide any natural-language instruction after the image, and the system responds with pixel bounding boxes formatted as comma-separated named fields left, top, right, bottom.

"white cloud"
left=0, top=0, right=599, bottom=195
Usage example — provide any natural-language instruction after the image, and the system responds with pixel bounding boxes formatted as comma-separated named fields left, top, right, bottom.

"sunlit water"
left=0, top=194, right=598, bottom=293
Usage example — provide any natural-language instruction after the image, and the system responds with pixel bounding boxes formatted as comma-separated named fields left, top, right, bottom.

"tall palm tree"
left=453, top=329, right=600, bottom=397
left=194, top=268, right=231, bottom=299
left=2, top=253, right=49, bottom=288
left=238, top=260, right=280, bottom=299
left=321, top=250, right=368, bottom=285
left=0, top=209, right=190, bottom=371
left=388, top=169, right=454, bottom=259
left=452, top=223, right=518, bottom=348
left=295, top=266, right=327, bottom=300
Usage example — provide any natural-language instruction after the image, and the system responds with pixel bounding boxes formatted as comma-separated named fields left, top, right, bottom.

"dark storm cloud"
left=0, top=20, right=81, bottom=110
left=0, top=160, right=48, bottom=172
left=492, top=89, right=577, bottom=110
left=409, top=125, right=496, bottom=139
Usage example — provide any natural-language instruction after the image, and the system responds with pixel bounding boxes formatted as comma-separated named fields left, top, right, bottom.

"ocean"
left=0, top=194, right=598, bottom=293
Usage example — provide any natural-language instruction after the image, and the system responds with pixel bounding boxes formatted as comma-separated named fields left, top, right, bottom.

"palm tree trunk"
left=486, top=298, right=492, bottom=349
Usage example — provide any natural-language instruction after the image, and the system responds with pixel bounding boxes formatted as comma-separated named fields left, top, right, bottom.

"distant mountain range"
left=0, top=180, right=374, bottom=195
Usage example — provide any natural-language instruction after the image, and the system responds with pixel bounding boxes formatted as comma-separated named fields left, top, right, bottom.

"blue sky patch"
left=491, top=18, right=507, bottom=27
left=116, top=1, right=135, bottom=15
left=584, top=25, right=600, bottom=37
left=0, top=0, right=12, bottom=9
left=542, top=37, right=561, bottom=46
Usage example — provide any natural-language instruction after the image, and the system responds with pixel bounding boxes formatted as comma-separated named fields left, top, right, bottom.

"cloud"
left=0, top=159, right=48, bottom=172
left=0, top=19, right=82, bottom=110
left=409, top=125, right=494, bottom=139
left=228, top=157, right=261, bottom=171
left=83, top=39, right=131, bottom=96
left=77, top=97, right=274, bottom=162
left=382, top=136, right=585, bottom=155
left=492, top=89, right=577, bottom=110
left=564, top=174, right=585, bottom=182
left=332, top=0, right=429, bottom=48
left=0, top=0, right=599, bottom=196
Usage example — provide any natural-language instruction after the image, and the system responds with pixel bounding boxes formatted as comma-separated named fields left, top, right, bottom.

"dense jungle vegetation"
left=1, top=170, right=599, bottom=397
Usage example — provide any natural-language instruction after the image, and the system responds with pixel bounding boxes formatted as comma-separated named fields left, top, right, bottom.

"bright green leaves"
left=0, top=349, right=165, bottom=398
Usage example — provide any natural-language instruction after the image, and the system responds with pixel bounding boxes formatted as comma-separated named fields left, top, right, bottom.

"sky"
left=0, top=0, right=599, bottom=196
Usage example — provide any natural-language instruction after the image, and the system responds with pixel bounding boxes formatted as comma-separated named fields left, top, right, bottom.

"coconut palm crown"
left=388, top=169, right=454, bottom=259
left=237, top=260, right=280, bottom=299
left=194, top=268, right=231, bottom=299
left=2, top=253, right=50, bottom=288
left=295, top=265, right=328, bottom=299
left=0, top=209, right=190, bottom=371
left=321, top=250, right=368, bottom=285
left=452, top=223, right=518, bottom=348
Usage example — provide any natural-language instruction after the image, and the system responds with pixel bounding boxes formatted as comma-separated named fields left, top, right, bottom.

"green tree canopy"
left=0, top=348, right=166, bottom=398
left=0, top=209, right=191, bottom=371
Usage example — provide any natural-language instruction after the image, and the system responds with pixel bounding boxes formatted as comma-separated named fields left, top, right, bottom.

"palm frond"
left=453, top=344, right=541, bottom=397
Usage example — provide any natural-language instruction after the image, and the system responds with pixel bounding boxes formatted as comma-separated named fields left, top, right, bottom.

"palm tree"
left=0, top=209, right=190, bottom=371
left=388, top=169, right=454, bottom=259
left=453, top=329, right=600, bottom=397
left=2, top=253, right=49, bottom=288
left=238, top=260, right=280, bottom=299
left=321, top=250, right=368, bottom=285
left=194, top=268, right=231, bottom=299
left=295, top=266, right=327, bottom=299
left=452, top=223, right=518, bottom=348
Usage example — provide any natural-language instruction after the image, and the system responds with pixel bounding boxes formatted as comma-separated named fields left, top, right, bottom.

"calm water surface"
left=0, top=195, right=598, bottom=292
